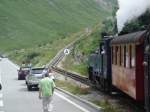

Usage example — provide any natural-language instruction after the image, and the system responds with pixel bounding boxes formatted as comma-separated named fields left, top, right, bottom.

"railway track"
left=52, top=66, right=90, bottom=85
left=45, top=32, right=90, bottom=86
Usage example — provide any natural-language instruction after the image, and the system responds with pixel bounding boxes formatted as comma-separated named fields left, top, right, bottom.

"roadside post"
left=64, top=48, right=70, bottom=81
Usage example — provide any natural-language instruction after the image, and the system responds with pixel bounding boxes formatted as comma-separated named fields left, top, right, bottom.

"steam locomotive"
left=88, top=29, right=150, bottom=112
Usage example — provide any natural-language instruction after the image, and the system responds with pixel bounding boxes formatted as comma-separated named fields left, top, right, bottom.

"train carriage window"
left=126, top=45, right=130, bottom=68
left=131, top=45, right=135, bottom=67
left=113, top=46, right=116, bottom=65
left=121, top=45, right=124, bottom=66
left=117, top=45, right=121, bottom=66
left=112, top=46, right=116, bottom=65
left=119, top=46, right=122, bottom=66
left=117, top=46, right=119, bottom=65
left=129, top=45, right=132, bottom=68
left=124, top=45, right=126, bottom=67
left=112, top=47, right=114, bottom=64
left=116, top=46, right=118, bottom=65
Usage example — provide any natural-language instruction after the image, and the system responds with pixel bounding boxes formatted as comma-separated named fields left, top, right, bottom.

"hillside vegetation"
left=0, top=0, right=115, bottom=65
left=60, top=1, right=117, bottom=76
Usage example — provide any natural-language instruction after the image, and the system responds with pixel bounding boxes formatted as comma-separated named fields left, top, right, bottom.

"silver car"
left=25, top=67, right=45, bottom=91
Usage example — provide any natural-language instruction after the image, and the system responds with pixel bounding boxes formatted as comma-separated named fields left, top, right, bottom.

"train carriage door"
left=144, top=31, right=150, bottom=112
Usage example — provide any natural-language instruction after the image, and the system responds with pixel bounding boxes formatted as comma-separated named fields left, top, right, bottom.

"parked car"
left=0, top=56, right=2, bottom=61
left=18, top=67, right=30, bottom=80
left=25, top=67, right=45, bottom=91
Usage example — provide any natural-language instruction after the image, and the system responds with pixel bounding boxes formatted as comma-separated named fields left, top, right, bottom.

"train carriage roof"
left=111, top=30, right=146, bottom=45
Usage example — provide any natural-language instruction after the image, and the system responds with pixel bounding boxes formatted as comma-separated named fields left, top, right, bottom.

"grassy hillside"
left=60, top=1, right=117, bottom=76
left=60, top=24, right=102, bottom=76
left=0, top=0, right=115, bottom=65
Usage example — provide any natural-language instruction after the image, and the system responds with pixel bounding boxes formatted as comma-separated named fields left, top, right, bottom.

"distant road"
left=0, top=58, right=100, bottom=112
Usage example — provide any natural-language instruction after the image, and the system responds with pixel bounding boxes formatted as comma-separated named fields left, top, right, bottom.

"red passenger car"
left=111, top=31, right=146, bottom=101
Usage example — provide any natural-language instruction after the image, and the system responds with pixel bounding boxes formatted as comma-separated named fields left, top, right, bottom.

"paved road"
left=0, top=58, right=100, bottom=112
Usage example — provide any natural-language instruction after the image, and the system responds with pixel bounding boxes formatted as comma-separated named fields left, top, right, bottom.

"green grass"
left=61, top=25, right=103, bottom=76
left=55, top=79, right=89, bottom=95
left=60, top=0, right=117, bottom=75
left=0, top=0, right=112, bottom=51
left=52, top=1, right=117, bottom=75
left=91, top=99, right=123, bottom=112
left=61, top=51, right=88, bottom=76
left=8, top=30, right=88, bottom=66
left=0, top=0, right=115, bottom=66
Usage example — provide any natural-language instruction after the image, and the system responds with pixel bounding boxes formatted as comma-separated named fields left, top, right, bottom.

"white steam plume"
left=116, top=0, right=150, bottom=32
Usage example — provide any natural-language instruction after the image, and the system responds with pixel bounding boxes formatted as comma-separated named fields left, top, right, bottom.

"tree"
left=120, top=10, right=150, bottom=34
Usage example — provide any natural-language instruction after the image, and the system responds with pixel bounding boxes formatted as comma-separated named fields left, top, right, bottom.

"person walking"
left=39, top=71, right=55, bottom=112
left=48, top=69, right=55, bottom=82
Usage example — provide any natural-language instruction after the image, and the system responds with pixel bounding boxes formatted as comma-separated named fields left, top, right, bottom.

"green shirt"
left=39, top=77, right=55, bottom=97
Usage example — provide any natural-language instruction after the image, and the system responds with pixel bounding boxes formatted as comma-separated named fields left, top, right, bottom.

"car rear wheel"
left=18, top=76, right=21, bottom=80
left=27, top=85, right=32, bottom=91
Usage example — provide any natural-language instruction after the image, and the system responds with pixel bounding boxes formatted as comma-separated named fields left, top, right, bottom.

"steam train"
left=88, top=29, right=150, bottom=111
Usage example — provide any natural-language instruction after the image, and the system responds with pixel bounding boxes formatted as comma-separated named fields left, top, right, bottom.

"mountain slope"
left=0, top=0, right=116, bottom=65
left=0, top=0, right=111, bottom=50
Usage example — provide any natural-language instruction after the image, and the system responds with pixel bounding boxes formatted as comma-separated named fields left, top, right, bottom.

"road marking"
left=0, top=94, right=3, bottom=98
left=55, top=92, right=90, bottom=112
left=6, top=59, right=19, bottom=69
left=0, top=67, right=2, bottom=83
left=0, top=63, right=4, bottom=111
left=0, top=100, right=3, bottom=107
left=0, top=61, right=5, bottom=112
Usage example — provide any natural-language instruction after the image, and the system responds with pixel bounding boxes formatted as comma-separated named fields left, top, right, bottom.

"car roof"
left=21, top=66, right=30, bottom=68
left=31, top=67, right=45, bottom=70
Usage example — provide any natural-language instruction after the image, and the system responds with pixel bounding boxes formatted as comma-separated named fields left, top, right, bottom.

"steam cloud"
left=116, top=0, right=150, bottom=32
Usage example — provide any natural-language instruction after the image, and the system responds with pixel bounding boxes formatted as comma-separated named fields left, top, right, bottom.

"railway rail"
left=45, top=32, right=90, bottom=86
left=52, top=66, right=90, bottom=85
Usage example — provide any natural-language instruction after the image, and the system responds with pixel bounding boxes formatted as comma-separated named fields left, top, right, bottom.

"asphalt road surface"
left=0, top=58, right=100, bottom=112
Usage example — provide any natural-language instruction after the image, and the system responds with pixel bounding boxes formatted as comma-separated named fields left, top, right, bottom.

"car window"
left=22, top=67, right=30, bottom=71
left=31, top=69, right=43, bottom=74
left=32, top=74, right=43, bottom=77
